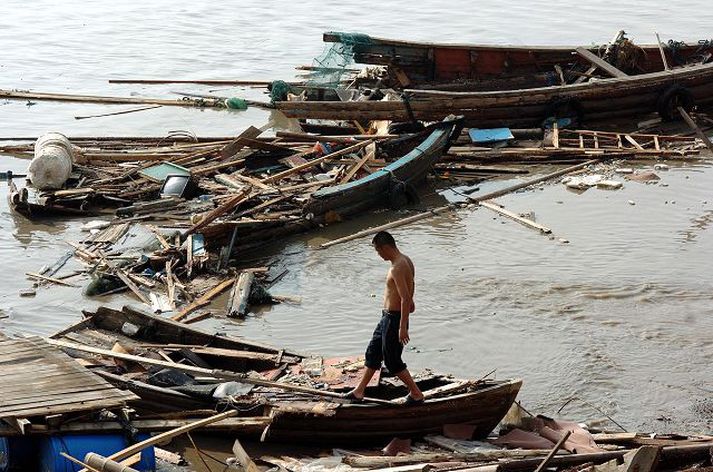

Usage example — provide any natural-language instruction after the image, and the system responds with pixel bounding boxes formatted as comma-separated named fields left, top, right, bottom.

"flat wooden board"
left=0, top=336, right=137, bottom=419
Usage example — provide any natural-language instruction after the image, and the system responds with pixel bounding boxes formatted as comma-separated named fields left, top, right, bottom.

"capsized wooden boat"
left=50, top=305, right=522, bottom=444
left=277, top=32, right=713, bottom=127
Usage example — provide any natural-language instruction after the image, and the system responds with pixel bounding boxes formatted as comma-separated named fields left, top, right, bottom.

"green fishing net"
left=308, top=32, right=373, bottom=87
left=269, top=32, right=373, bottom=102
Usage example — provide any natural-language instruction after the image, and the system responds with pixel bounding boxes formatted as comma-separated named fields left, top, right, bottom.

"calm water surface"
left=1, top=0, right=711, bottom=433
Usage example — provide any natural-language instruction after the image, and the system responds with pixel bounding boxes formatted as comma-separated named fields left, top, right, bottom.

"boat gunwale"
left=323, top=31, right=706, bottom=54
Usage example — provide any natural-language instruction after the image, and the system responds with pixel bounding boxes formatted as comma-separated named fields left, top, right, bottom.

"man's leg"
left=396, top=368, right=423, bottom=401
left=350, top=367, right=377, bottom=399
left=348, top=317, right=385, bottom=400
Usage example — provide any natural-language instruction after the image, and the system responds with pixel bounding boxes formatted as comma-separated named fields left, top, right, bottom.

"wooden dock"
left=0, top=335, right=137, bottom=422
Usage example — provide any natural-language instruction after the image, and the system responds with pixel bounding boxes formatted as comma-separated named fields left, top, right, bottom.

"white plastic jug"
left=28, top=132, right=74, bottom=190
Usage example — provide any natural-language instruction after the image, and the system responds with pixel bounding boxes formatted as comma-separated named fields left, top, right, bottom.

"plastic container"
left=28, top=132, right=74, bottom=190
left=39, top=433, right=155, bottom=472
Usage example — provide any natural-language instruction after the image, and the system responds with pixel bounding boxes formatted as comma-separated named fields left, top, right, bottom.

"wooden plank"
left=182, top=188, right=252, bottom=236
left=575, top=47, right=628, bottom=78
left=479, top=201, right=552, bottom=234
left=115, top=270, right=151, bottom=305
left=171, top=277, right=235, bottom=321
left=339, top=145, right=376, bottom=184
left=220, top=126, right=263, bottom=158
left=624, top=135, right=645, bottom=150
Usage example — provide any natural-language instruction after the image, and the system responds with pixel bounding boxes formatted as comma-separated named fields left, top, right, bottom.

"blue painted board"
left=468, top=128, right=514, bottom=144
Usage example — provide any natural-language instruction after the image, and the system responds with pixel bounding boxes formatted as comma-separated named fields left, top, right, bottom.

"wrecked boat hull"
left=267, top=379, right=523, bottom=444
left=303, top=116, right=463, bottom=217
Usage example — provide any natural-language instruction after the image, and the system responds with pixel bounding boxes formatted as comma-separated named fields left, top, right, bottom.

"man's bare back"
left=384, top=254, right=415, bottom=312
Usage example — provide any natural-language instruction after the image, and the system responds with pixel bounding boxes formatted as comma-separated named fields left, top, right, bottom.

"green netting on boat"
left=308, top=32, right=373, bottom=87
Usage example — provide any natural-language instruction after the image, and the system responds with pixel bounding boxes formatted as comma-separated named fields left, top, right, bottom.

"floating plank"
left=479, top=201, right=552, bottom=234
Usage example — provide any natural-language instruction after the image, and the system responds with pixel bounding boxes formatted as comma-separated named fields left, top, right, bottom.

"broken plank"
left=115, top=271, right=151, bottom=305
left=575, top=47, right=628, bottom=78
left=226, top=272, right=255, bottom=318
left=172, top=277, right=235, bottom=321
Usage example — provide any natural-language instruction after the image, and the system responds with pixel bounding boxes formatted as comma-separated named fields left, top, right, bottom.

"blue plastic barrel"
left=0, top=436, right=37, bottom=471
left=39, top=434, right=155, bottom=472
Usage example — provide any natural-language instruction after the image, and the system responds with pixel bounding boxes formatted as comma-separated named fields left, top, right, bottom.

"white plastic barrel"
left=28, top=132, right=74, bottom=190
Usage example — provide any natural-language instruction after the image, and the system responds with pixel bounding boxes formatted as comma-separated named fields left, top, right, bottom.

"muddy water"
left=1, top=0, right=712, bottom=434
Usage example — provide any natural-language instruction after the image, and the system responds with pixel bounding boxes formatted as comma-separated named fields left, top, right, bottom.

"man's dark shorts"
left=364, top=310, right=407, bottom=375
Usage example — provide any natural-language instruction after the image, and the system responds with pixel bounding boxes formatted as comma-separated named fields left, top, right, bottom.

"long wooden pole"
left=108, top=79, right=288, bottom=87
left=320, top=159, right=599, bottom=249
left=655, top=33, right=670, bottom=71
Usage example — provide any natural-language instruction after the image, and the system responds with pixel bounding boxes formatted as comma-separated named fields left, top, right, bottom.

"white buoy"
left=28, top=132, right=74, bottom=190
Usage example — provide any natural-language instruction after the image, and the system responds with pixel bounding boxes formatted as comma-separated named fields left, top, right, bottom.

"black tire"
left=542, top=97, right=584, bottom=129
left=657, top=84, right=695, bottom=121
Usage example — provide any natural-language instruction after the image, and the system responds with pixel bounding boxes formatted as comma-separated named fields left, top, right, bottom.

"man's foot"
left=403, top=394, right=425, bottom=406
left=342, top=390, right=364, bottom=403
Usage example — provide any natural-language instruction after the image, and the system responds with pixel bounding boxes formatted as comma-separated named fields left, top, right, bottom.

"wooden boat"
left=50, top=305, right=522, bottom=444
left=303, top=116, right=463, bottom=217
left=276, top=32, right=713, bottom=127
left=199, top=116, right=463, bottom=246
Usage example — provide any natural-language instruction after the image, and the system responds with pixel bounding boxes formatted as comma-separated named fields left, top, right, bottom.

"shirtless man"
left=345, top=231, right=424, bottom=404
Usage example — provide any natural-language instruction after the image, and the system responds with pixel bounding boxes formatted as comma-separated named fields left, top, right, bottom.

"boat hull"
left=267, top=379, right=522, bottom=444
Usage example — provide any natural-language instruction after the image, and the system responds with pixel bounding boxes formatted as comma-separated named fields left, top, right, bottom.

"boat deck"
left=0, top=335, right=137, bottom=421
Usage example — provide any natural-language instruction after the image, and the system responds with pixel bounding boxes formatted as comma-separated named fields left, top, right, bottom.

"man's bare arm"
left=392, top=265, right=413, bottom=344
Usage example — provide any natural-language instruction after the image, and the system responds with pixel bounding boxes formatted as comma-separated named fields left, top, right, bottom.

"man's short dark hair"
left=372, top=231, right=396, bottom=247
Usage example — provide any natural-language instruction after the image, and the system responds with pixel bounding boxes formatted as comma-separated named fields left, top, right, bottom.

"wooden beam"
left=575, top=47, right=628, bottom=78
